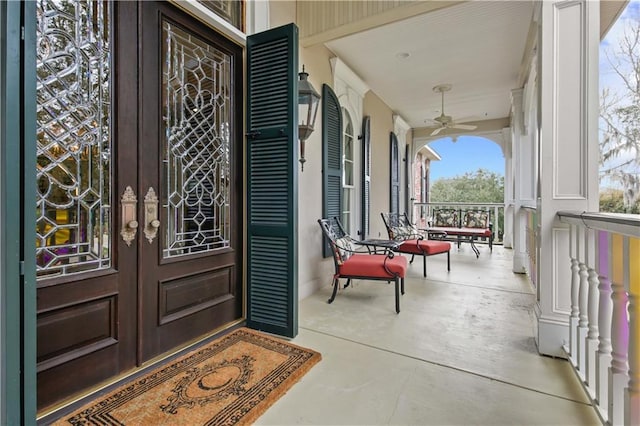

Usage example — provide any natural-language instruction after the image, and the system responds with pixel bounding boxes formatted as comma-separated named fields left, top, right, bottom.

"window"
left=390, top=132, right=400, bottom=215
left=342, top=108, right=354, bottom=233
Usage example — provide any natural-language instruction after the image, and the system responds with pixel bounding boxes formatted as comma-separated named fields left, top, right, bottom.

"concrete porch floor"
left=256, top=244, right=600, bottom=425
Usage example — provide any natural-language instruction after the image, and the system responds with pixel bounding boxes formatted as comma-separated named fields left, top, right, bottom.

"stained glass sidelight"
left=162, top=20, right=232, bottom=258
left=36, top=0, right=112, bottom=277
left=198, top=1, right=244, bottom=31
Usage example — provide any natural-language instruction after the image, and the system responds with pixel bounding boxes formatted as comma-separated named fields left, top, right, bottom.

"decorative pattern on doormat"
left=53, top=328, right=321, bottom=425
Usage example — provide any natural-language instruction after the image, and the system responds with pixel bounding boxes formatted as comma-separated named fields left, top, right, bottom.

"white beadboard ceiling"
left=324, top=1, right=536, bottom=131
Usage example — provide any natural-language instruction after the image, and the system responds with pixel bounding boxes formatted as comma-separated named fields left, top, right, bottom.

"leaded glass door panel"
left=138, top=2, right=243, bottom=362
left=35, top=1, right=138, bottom=411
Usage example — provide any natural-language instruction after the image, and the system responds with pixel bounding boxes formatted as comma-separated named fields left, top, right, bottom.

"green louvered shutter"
left=390, top=132, right=400, bottom=215
left=361, top=116, right=371, bottom=239
left=246, top=24, right=298, bottom=338
left=322, top=84, right=342, bottom=257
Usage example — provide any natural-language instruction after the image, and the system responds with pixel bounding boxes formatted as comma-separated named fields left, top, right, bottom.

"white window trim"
left=170, top=0, right=249, bottom=45
left=342, top=110, right=355, bottom=233
left=393, top=114, right=411, bottom=215
left=331, top=57, right=369, bottom=236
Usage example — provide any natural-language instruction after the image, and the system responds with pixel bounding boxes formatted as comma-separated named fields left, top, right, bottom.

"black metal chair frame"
left=318, top=217, right=405, bottom=313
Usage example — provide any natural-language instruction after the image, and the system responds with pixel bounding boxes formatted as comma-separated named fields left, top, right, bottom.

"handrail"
left=412, top=201, right=505, bottom=244
left=557, top=210, right=640, bottom=238
left=413, top=202, right=504, bottom=207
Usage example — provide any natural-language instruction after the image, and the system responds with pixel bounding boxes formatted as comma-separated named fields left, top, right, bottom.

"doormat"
left=52, top=328, right=321, bottom=425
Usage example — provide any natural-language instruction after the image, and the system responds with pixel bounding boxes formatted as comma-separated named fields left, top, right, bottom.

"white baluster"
left=586, top=228, right=599, bottom=395
left=578, top=258, right=589, bottom=377
left=576, top=227, right=588, bottom=377
left=596, top=231, right=612, bottom=420
left=570, top=257, right=580, bottom=364
left=625, top=238, right=639, bottom=426
left=609, top=235, right=629, bottom=426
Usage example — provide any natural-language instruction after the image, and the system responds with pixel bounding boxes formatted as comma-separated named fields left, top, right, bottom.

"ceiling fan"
left=428, top=84, right=478, bottom=136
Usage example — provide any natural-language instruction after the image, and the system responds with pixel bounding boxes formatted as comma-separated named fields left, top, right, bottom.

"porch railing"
left=557, top=211, right=639, bottom=426
left=412, top=202, right=504, bottom=244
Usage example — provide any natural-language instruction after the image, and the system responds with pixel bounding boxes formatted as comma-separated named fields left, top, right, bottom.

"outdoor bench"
left=426, top=208, right=493, bottom=258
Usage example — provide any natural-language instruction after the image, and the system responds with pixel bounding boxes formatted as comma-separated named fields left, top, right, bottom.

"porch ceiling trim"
left=300, top=1, right=464, bottom=47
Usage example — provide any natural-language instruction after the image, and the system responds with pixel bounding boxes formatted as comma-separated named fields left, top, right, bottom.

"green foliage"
left=600, top=188, right=640, bottom=214
left=430, top=168, right=504, bottom=203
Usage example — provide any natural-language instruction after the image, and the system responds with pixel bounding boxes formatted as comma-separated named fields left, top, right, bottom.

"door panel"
left=35, top=1, right=138, bottom=410
left=138, top=2, right=243, bottom=361
left=36, top=1, right=243, bottom=410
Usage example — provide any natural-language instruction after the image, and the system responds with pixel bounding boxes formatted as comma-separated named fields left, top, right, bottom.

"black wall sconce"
left=298, top=65, right=321, bottom=171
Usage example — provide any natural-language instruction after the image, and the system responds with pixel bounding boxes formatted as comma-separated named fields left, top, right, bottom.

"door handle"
left=143, top=187, right=160, bottom=244
left=120, top=186, right=138, bottom=246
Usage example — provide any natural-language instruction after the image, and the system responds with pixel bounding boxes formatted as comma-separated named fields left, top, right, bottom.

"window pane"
left=345, top=161, right=354, bottom=186
left=36, top=0, right=112, bottom=277
left=162, top=20, right=232, bottom=258
left=198, top=1, right=244, bottom=31
left=344, top=135, right=353, bottom=159
left=342, top=188, right=351, bottom=233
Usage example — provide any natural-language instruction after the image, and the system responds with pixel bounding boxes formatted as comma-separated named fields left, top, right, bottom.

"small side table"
left=420, top=229, right=448, bottom=240
left=355, top=239, right=400, bottom=254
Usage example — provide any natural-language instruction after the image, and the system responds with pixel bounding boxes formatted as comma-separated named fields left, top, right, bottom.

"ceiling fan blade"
left=430, top=126, right=446, bottom=136
left=450, top=124, right=477, bottom=131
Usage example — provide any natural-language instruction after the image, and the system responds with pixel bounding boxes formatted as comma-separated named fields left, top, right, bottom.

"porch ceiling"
left=323, top=1, right=535, bottom=131
left=319, top=1, right=627, bottom=133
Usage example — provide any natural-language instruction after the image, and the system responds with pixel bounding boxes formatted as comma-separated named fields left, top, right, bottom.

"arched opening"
left=412, top=135, right=507, bottom=245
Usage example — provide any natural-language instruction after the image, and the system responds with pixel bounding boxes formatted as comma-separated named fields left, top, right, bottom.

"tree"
left=600, top=188, right=640, bottom=214
left=600, top=8, right=640, bottom=212
left=429, top=168, right=504, bottom=240
left=430, top=168, right=504, bottom=203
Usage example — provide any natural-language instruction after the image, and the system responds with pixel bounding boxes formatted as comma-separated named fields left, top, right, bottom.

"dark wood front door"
left=137, top=1, right=243, bottom=362
left=35, top=1, right=243, bottom=411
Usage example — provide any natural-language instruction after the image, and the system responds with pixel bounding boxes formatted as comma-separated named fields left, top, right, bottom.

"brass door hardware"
left=120, top=186, right=138, bottom=246
left=143, top=187, right=160, bottom=244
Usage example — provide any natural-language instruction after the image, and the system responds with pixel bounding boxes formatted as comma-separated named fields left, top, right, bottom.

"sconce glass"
left=298, top=65, right=321, bottom=171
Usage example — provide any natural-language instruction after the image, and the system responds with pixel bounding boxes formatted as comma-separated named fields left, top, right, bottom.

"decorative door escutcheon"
left=120, top=186, right=138, bottom=246
left=144, top=187, right=160, bottom=244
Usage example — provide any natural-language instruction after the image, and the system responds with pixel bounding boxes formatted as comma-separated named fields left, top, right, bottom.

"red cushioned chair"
left=318, top=218, right=408, bottom=313
left=381, top=212, right=451, bottom=277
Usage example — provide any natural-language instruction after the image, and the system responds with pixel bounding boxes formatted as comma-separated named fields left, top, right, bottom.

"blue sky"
left=598, top=0, right=639, bottom=190
left=428, top=136, right=504, bottom=182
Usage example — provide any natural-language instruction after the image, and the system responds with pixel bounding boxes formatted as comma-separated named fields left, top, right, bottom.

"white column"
left=510, top=88, right=526, bottom=274
left=245, top=0, right=270, bottom=34
left=537, top=0, right=600, bottom=357
left=503, top=128, right=514, bottom=249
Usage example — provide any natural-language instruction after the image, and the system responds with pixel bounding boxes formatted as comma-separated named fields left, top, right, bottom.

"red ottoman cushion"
left=399, top=239, right=451, bottom=255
